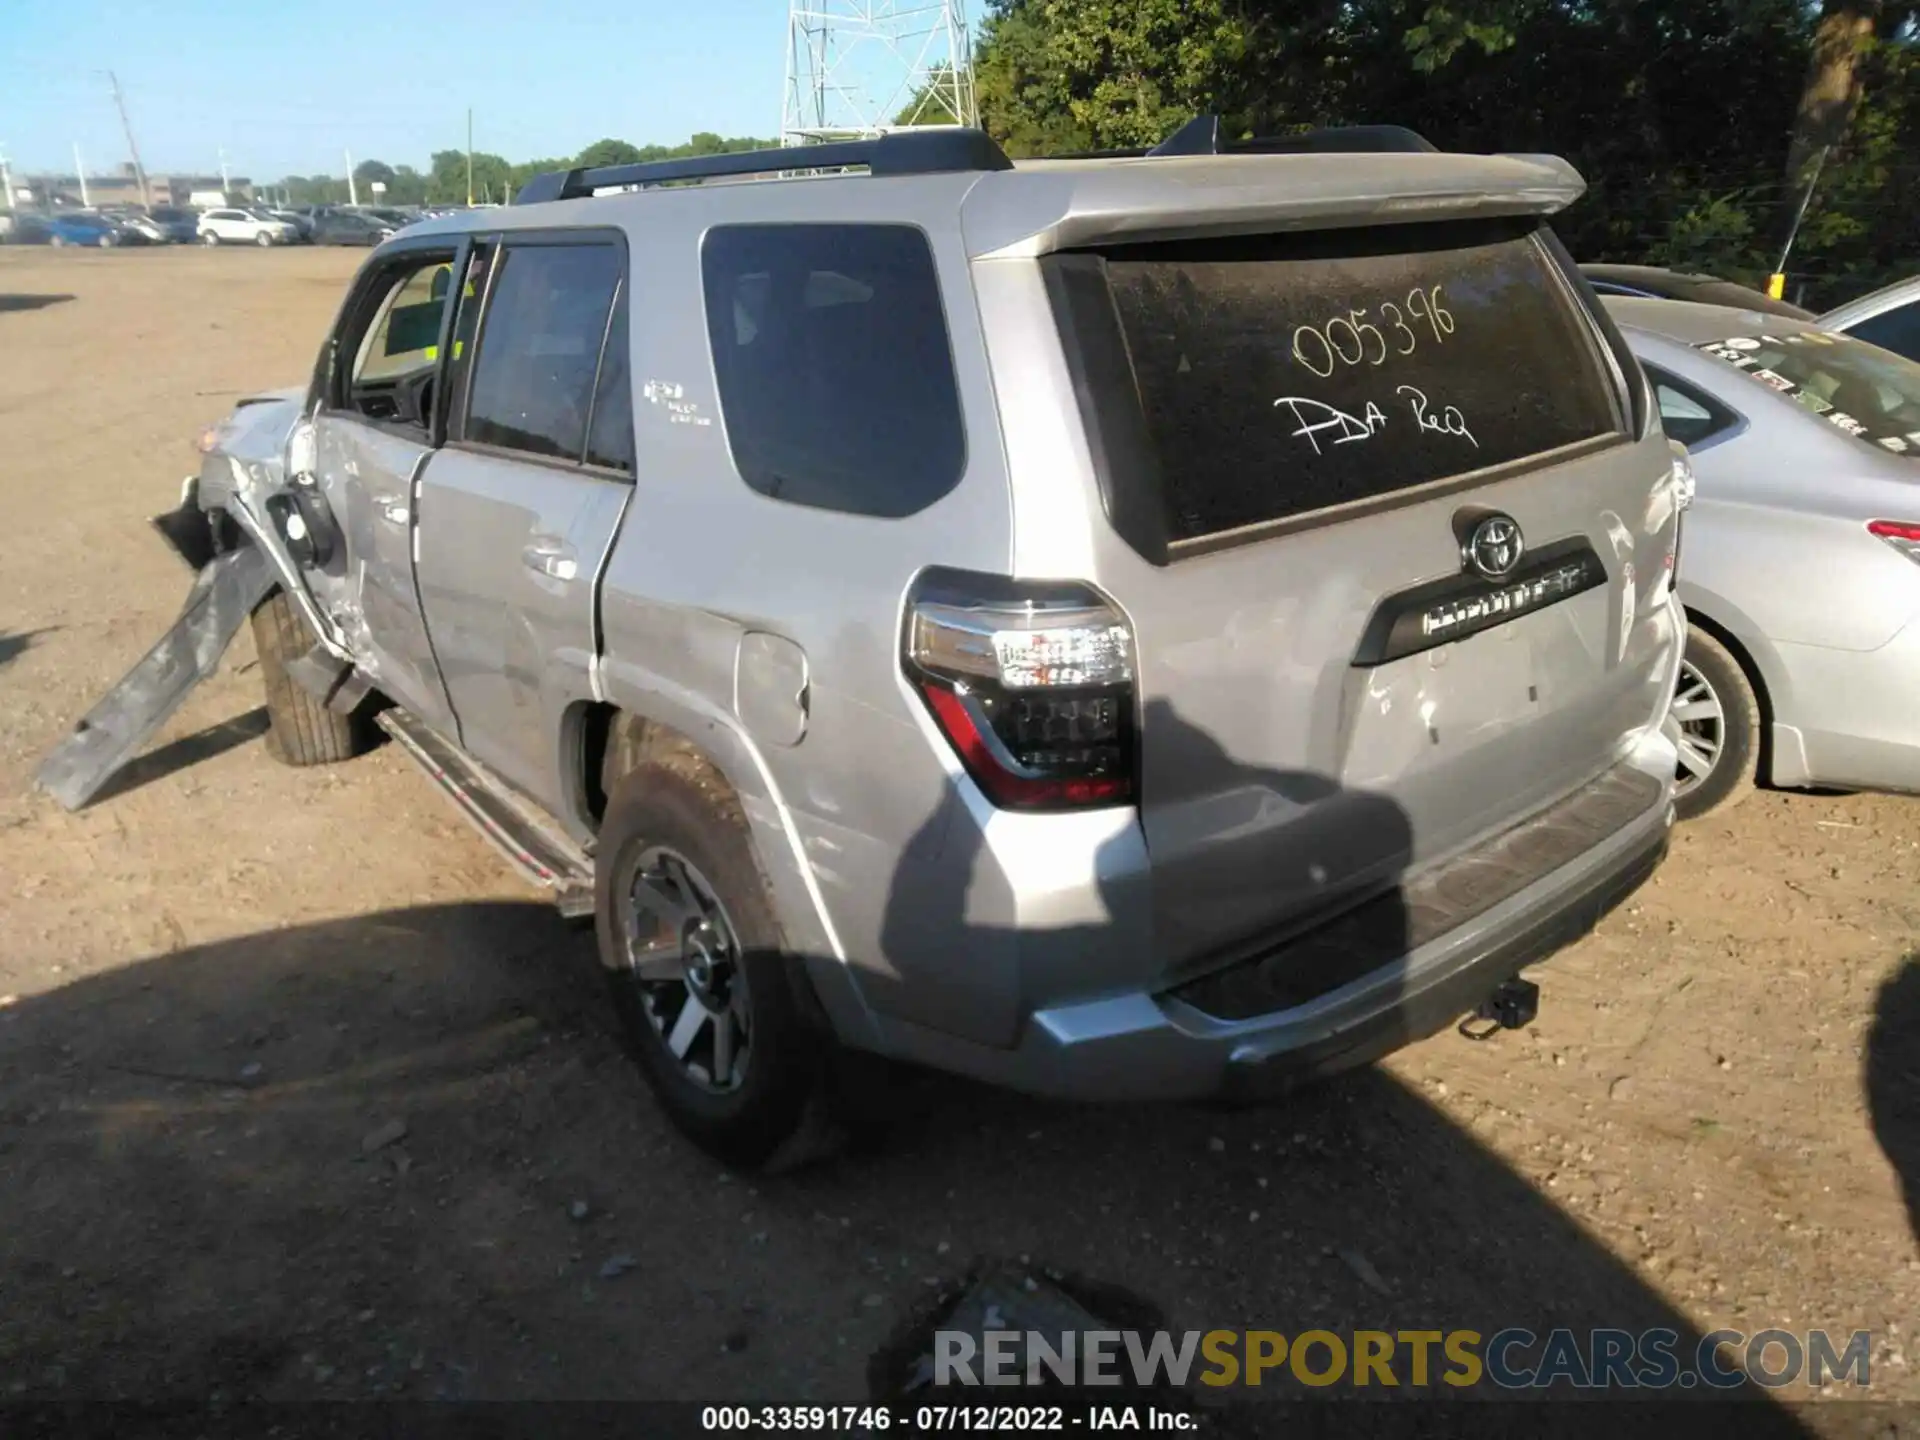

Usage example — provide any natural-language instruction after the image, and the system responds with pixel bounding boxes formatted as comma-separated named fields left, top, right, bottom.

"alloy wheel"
left=622, top=847, right=751, bottom=1094
left=1663, top=658, right=1726, bottom=800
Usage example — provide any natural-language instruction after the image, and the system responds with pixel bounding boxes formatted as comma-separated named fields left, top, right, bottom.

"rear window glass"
left=701, top=223, right=965, bottom=518
left=1092, top=221, right=1622, bottom=543
left=465, top=242, right=622, bottom=461
left=1698, top=330, right=1920, bottom=455
left=1843, top=301, right=1920, bottom=365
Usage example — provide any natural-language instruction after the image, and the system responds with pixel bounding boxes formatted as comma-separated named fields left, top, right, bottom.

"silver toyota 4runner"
left=41, top=121, right=1686, bottom=1167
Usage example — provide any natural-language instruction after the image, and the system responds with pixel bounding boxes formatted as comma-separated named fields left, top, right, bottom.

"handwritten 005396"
left=1291, top=286, right=1455, bottom=378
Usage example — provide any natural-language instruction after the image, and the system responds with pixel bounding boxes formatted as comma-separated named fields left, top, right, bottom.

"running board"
left=375, top=709, right=595, bottom=919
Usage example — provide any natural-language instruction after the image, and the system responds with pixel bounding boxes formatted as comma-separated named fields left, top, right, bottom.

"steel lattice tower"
left=782, top=0, right=977, bottom=145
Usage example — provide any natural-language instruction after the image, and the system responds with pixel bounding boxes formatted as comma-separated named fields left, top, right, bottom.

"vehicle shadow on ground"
left=0, top=627, right=57, bottom=670
left=0, top=293, right=75, bottom=313
left=1866, top=951, right=1920, bottom=1241
left=86, top=707, right=271, bottom=804
left=0, top=707, right=1798, bottom=1423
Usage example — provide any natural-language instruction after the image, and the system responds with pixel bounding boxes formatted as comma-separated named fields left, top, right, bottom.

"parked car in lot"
left=146, top=206, right=202, bottom=243
left=1582, top=263, right=1814, bottom=320
left=114, top=212, right=174, bottom=245
left=1609, top=296, right=1920, bottom=816
left=43, top=124, right=1685, bottom=1167
left=310, top=210, right=394, bottom=246
left=1819, top=274, right=1920, bottom=363
left=258, top=207, right=314, bottom=242
left=43, top=212, right=143, bottom=248
left=198, top=207, right=298, bottom=246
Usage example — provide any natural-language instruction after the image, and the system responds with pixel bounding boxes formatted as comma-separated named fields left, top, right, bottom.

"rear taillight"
left=905, top=572, right=1136, bottom=812
left=1868, top=520, right=1920, bottom=565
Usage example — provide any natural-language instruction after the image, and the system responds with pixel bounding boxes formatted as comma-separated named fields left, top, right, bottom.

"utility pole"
left=0, top=143, right=14, bottom=213
left=106, top=71, right=150, bottom=207
left=74, top=144, right=89, bottom=207
left=218, top=147, right=230, bottom=192
left=466, top=108, right=474, bottom=207
left=346, top=148, right=358, bottom=206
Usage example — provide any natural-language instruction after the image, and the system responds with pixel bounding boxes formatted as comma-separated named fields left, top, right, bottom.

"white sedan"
left=197, top=208, right=297, bottom=246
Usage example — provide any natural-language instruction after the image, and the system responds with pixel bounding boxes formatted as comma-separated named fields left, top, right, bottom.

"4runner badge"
left=1464, top=513, right=1525, bottom=580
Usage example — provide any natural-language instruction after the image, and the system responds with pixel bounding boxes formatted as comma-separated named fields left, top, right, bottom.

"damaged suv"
left=42, top=120, right=1686, bottom=1167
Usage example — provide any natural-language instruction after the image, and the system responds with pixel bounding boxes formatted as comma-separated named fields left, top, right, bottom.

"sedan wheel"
left=202, top=231, right=219, bottom=245
left=1665, top=660, right=1724, bottom=801
left=1664, top=627, right=1760, bottom=821
left=256, top=231, right=274, bottom=247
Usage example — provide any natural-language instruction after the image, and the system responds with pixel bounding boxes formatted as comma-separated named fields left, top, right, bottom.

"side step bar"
left=375, top=709, right=595, bottom=920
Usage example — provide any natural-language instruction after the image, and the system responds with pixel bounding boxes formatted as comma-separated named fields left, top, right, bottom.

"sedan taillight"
left=905, top=571, right=1136, bottom=812
left=1868, top=520, right=1920, bottom=566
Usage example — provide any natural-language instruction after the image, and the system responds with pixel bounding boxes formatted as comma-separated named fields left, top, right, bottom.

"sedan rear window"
left=1049, top=218, right=1623, bottom=550
left=1698, top=330, right=1920, bottom=454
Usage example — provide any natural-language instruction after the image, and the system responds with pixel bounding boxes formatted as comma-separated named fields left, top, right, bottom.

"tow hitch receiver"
left=34, top=544, right=275, bottom=811
left=1458, top=977, right=1540, bottom=1041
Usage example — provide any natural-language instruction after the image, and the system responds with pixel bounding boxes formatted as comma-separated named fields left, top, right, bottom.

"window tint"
left=465, top=242, right=622, bottom=462
left=701, top=224, right=965, bottom=517
left=1083, top=220, right=1620, bottom=543
left=584, top=283, right=633, bottom=473
left=1845, top=301, right=1920, bottom=365
left=1647, top=367, right=1739, bottom=448
left=1698, top=330, right=1920, bottom=455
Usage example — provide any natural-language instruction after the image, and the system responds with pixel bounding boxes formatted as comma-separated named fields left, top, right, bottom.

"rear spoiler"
left=966, top=149, right=1586, bottom=259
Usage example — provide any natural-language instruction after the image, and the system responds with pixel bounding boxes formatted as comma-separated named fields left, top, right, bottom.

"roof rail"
left=1057, top=115, right=1439, bottom=162
left=513, top=128, right=1014, bottom=205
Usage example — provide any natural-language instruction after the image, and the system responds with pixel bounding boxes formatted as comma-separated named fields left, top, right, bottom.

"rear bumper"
left=1772, top=620, right=1920, bottom=793
left=874, top=736, right=1675, bottom=1102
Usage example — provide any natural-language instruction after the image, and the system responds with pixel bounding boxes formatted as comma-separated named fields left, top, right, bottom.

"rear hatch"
left=989, top=186, right=1674, bottom=970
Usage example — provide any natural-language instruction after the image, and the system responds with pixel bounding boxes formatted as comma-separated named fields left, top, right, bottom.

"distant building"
left=19, top=163, right=252, bottom=209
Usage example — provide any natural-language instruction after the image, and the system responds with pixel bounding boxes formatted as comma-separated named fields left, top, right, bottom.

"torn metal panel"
left=34, top=544, right=275, bottom=812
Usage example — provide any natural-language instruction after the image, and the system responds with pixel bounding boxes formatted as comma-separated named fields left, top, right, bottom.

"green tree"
left=894, top=65, right=968, bottom=126
left=576, top=138, right=646, bottom=168
left=352, top=158, right=397, bottom=189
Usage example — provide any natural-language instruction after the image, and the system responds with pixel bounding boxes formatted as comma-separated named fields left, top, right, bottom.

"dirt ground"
left=2, top=245, right=1918, bottom=1424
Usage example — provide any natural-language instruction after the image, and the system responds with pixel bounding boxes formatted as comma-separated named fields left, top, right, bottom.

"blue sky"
left=2, top=0, right=798, bottom=180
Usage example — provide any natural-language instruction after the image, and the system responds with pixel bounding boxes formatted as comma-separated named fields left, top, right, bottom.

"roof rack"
left=1053, top=114, right=1439, bottom=162
left=513, top=128, right=1014, bottom=205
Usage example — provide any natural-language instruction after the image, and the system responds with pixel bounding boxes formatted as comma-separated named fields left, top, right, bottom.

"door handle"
left=372, top=493, right=409, bottom=527
left=521, top=539, right=579, bottom=582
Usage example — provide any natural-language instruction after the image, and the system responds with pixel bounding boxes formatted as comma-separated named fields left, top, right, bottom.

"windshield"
left=1699, top=330, right=1920, bottom=454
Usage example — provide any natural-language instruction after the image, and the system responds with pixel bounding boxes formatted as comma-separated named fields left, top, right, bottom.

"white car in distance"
left=197, top=208, right=297, bottom=247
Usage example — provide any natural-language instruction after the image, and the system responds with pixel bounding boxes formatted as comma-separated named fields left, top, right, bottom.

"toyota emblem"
left=1463, top=513, right=1525, bottom=580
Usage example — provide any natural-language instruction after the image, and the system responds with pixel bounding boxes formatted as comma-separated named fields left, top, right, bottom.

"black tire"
left=1670, top=626, right=1759, bottom=821
left=250, top=587, right=365, bottom=766
left=595, top=764, right=831, bottom=1169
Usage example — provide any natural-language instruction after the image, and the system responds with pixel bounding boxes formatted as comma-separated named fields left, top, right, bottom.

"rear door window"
left=701, top=223, right=965, bottom=518
left=1051, top=219, right=1623, bottom=548
left=462, top=240, right=622, bottom=461
left=1843, top=301, right=1920, bottom=364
